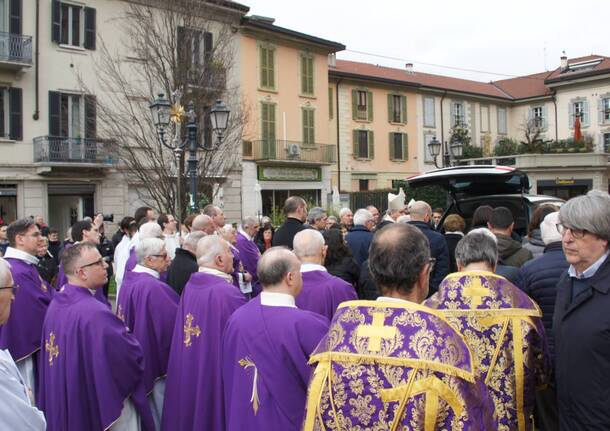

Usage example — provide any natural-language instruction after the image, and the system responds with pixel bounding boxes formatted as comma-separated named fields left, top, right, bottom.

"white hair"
left=0, top=258, right=11, bottom=285
left=540, top=211, right=562, bottom=245
left=196, top=235, right=229, bottom=267
left=396, top=214, right=411, bottom=224
left=139, top=222, right=163, bottom=240
left=241, top=216, right=259, bottom=229
left=218, top=224, right=235, bottom=236
left=353, top=209, right=373, bottom=226
left=136, top=238, right=166, bottom=264
left=409, top=201, right=432, bottom=220
left=183, top=231, right=206, bottom=251
left=339, top=207, right=352, bottom=217
left=293, top=229, right=325, bottom=258
left=468, top=227, right=497, bottom=243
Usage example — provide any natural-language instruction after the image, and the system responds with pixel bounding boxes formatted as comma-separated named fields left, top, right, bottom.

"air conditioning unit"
left=287, top=143, right=301, bottom=158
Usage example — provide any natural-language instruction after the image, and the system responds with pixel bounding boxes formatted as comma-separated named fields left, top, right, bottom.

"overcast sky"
left=242, top=0, right=609, bottom=82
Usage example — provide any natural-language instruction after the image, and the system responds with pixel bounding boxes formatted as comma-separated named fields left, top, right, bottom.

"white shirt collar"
left=3, top=247, right=39, bottom=265
left=376, top=296, right=409, bottom=303
left=260, top=291, right=297, bottom=308
left=198, top=266, right=234, bottom=283
left=568, top=251, right=610, bottom=279
left=300, top=263, right=327, bottom=273
left=238, top=227, right=253, bottom=242
left=133, top=264, right=160, bottom=279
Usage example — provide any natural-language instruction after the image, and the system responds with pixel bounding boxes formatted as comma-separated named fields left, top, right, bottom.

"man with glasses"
left=236, top=216, right=262, bottom=296
left=0, top=219, right=54, bottom=401
left=117, top=237, right=178, bottom=428
left=0, top=257, right=46, bottom=429
left=553, top=191, right=610, bottom=430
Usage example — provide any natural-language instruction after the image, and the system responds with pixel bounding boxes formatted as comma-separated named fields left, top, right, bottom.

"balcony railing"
left=33, top=136, right=118, bottom=166
left=0, top=32, right=33, bottom=67
left=458, top=152, right=609, bottom=169
left=244, top=140, right=336, bottom=164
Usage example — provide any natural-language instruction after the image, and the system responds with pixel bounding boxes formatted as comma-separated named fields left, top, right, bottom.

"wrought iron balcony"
left=244, top=140, right=336, bottom=165
left=33, top=136, right=118, bottom=167
left=0, top=32, right=33, bottom=68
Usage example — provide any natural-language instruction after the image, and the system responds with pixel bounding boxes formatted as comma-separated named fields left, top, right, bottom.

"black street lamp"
left=427, top=136, right=463, bottom=168
left=151, top=93, right=230, bottom=214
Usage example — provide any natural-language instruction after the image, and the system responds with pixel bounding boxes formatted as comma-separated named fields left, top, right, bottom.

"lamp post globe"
left=428, top=136, right=441, bottom=158
left=150, top=93, right=172, bottom=131
left=449, top=137, right=463, bottom=159
left=209, top=99, right=230, bottom=148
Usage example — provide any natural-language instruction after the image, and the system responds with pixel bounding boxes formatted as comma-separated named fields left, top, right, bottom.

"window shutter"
left=203, top=32, right=213, bottom=63
left=367, top=91, right=373, bottom=121
left=259, top=47, right=267, bottom=87
left=598, top=98, right=604, bottom=125
left=388, top=132, right=394, bottom=159
left=352, top=130, right=358, bottom=157
left=583, top=100, right=590, bottom=126
left=301, top=56, right=307, bottom=94
left=568, top=103, right=574, bottom=129
left=542, top=105, right=548, bottom=130
left=8, top=87, right=22, bottom=141
left=450, top=102, right=456, bottom=127
left=267, top=49, right=275, bottom=88
left=177, top=27, right=186, bottom=67
left=51, top=0, right=61, bottom=43
left=351, top=89, right=357, bottom=120
left=368, top=131, right=374, bottom=159
left=387, top=94, right=392, bottom=123
left=49, top=91, right=61, bottom=136
left=84, top=7, right=96, bottom=50
left=328, top=87, right=333, bottom=119
left=9, top=0, right=21, bottom=35
left=85, top=95, right=96, bottom=139
left=402, top=133, right=408, bottom=160
left=269, top=104, right=276, bottom=140
left=401, top=95, right=407, bottom=123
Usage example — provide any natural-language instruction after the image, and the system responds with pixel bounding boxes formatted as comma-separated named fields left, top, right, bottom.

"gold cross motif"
left=239, top=357, right=260, bottom=415
left=45, top=332, right=59, bottom=366
left=183, top=313, right=201, bottom=347
left=356, top=312, right=397, bottom=352
left=463, top=278, right=491, bottom=309
left=381, top=376, right=464, bottom=431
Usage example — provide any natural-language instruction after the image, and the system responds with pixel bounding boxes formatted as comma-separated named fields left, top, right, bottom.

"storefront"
left=537, top=178, right=592, bottom=200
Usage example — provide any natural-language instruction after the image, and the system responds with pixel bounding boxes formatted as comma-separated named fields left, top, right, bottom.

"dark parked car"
left=407, top=166, right=563, bottom=236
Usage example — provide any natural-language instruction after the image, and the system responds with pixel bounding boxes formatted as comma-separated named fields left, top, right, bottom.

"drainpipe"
left=33, top=0, right=40, bottom=120
left=335, top=79, right=342, bottom=191
left=440, top=90, right=447, bottom=166
left=551, top=89, right=558, bottom=141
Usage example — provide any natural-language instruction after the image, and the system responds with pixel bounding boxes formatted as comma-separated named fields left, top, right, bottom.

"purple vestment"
left=425, top=271, right=550, bottom=431
left=116, top=270, right=179, bottom=394
left=222, top=296, right=329, bottom=431
left=0, top=257, right=54, bottom=364
left=296, top=269, right=357, bottom=321
left=235, top=232, right=261, bottom=295
left=304, top=300, right=496, bottom=430
left=39, top=283, right=154, bottom=431
left=161, top=272, right=247, bottom=431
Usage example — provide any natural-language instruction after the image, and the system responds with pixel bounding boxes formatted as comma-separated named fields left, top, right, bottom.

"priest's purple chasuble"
left=296, top=270, right=357, bottom=321
left=235, top=232, right=261, bottom=295
left=161, top=272, right=247, bottom=431
left=425, top=271, right=550, bottom=431
left=304, top=300, right=496, bottom=430
left=222, top=297, right=329, bottom=431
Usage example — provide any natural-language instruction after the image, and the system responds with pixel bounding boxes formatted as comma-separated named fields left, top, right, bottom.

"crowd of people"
left=0, top=189, right=608, bottom=430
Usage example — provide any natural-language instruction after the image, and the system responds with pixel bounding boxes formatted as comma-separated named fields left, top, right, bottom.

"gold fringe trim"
left=439, top=307, right=542, bottom=318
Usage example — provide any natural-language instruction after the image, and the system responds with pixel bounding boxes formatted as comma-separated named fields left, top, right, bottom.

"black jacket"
left=167, top=248, right=198, bottom=295
left=326, top=256, right=360, bottom=289
left=345, top=225, right=373, bottom=265
left=443, top=232, right=463, bottom=273
left=553, top=254, right=610, bottom=430
left=408, top=221, right=450, bottom=295
left=272, top=217, right=306, bottom=249
left=520, top=241, right=569, bottom=361
left=358, top=259, right=379, bottom=300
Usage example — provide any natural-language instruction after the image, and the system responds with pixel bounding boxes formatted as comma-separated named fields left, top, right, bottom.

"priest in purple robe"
left=293, top=229, right=357, bottom=320
left=304, top=224, right=495, bottom=430
left=117, top=237, right=178, bottom=429
left=0, top=219, right=54, bottom=401
left=425, top=229, right=550, bottom=431
left=236, top=216, right=262, bottom=295
left=161, top=235, right=246, bottom=431
left=222, top=247, right=329, bottom=431
left=39, top=242, right=154, bottom=431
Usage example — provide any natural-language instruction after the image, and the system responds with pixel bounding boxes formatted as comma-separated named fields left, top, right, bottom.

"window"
left=359, top=179, right=369, bottom=191
left=49, top=92, right=95, bottom=139
left=177, top=27, right=214, bottom=84
left=300, top=54, right=314, bottom=95
left=352, top=89, right=373, bottom=121
left=604, top=133, right=610, bottom=153
left=388, top=94, right=406, bottom=123
left=532, top=106, right=544, bottom=128
left=452, top=102, right=464, bottom=127
left=601, top=98, right=610, bottom=122
left=0, top=87, right=22, bottom=140
left=260, top=102, right=276, bottom=158
left=423, top=134, right=435, bottom=163
left=51, top=1, right=96, bottom=50
left=570, top=99, right=589, bottom=127
left=389, top=132, right=408, bottom=161
left=480, top=105, right=489, bottom=132
left=328, top=87, right=333, bottom=119
left=0, top=0, right=21, bottom=35
left=497, top=107, right=507, bottom=134
left=352, top=129, right=374, bottom=159
left=259, top=45, right=275, bottom=90
left=423, top=97, right=435, bottom=127
left=302, top=108, right=314, bottom=146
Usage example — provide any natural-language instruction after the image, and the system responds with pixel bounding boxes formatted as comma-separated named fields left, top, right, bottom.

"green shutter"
left=353, top=129, right=358, bottom=157
left=300, top=56, right=307, bottom=94
left=307, top=57, right=314, bottom=94
left=268, top=49, right=275, bottom=88
left=329, top=87, right=333, bottom=119
left=403, top=133, right=408, bottom=160
left=388, top=132, right=394, bottom=159
left=302, top=109, right=314, bottom=145
left=387, top=94, right=393, bottom=123
left=401, top=96, right=407, bottom=123
left=352, top=89, right=358, bottom=120
left=260, top=47, right=267, bottom=87
left=367, top=91, right=374, bottom=121
left=368, top=131, right=374, bottom=159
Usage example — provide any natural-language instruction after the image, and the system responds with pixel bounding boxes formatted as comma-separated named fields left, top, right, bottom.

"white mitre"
left=388, top=188, right=406, bottom=211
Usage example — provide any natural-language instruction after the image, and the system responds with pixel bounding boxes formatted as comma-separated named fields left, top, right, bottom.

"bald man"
left=294, top=230, right=357, bottom=321
left=222, top=247, right=329, bottom=431
left=192, top=214, right=216, bottom=235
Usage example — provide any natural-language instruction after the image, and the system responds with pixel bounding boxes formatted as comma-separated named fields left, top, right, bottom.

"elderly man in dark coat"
left=553, top=190, right=610, bottom=431
left=345, top=209, right=374, bottom=265
left=166, top=231, right=206, bottom=295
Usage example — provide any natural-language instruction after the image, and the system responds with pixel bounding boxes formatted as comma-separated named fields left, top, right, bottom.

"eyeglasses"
left=0, top=284, right=20, bottom=294
left=428, top=258, right=437, bottom=273
left=150, top=254, right=169, bottom=259
left=78, top=258, right=105, bottom=270
left=556, top=223, right=587, bottom=239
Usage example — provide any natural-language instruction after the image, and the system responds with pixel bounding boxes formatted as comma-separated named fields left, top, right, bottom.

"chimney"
left=405, top=62, right=414, bottom=74
left=328, top=53, right=336, bottom=68
left=560, top=51, right=568, bottom=71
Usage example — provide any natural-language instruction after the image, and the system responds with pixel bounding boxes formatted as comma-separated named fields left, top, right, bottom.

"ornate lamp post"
left=427, top=136, right=463, bottom=168
left=151, top=93, right=230, bottom=215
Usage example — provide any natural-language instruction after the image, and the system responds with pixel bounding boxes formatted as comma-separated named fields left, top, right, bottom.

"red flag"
left=574, top=114, right=582, bottom=142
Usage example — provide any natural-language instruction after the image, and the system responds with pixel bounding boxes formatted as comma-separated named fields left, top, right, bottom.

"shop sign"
left=258, top=166, right=321, bottom=182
